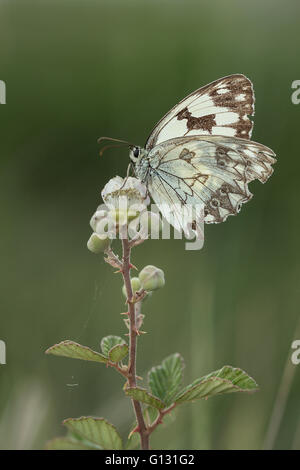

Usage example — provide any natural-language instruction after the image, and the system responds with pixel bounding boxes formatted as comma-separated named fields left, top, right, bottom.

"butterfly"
left=99, top=74, right=276, bottom=234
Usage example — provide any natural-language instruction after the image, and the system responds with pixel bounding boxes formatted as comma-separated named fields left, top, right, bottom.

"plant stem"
left=147, top=403, right=177, bottom=436
left=121, top=236, right=149, bottom=450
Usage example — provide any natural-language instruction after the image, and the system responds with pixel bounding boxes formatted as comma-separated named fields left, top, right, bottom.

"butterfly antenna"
left=98, top=136, right=136, bottom=156
left=98, top=136, right=135, bottom=145
left=99, top=143, right=129, bottom=157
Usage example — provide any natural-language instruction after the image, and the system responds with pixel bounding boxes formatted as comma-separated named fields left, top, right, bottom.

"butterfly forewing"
left=146, top=74, right=255, bottom=150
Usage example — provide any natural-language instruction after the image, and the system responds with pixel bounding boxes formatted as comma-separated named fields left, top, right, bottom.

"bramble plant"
left=45, top=176, right=258, bottom=450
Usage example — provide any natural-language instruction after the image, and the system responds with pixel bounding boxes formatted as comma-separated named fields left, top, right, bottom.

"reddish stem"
left=147, top=403, right=177, bottom=435
left=121, top=236, right=149, bottom=450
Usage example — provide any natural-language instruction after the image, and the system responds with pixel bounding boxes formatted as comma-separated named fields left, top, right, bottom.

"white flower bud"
left=122, top=277, right=142, bottom=298
left=87, top=233, right=111, bottom=254
left=139, top=265, right=165, bottom=291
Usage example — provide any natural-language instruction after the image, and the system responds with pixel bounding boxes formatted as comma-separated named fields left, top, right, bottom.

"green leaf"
left=108, top=343, right=128, bottom=362
left=125, top=432, right=140, bottom=450
left=45, top=437, right=94, bottom=450
left=175, top=366, right=258, bottom=404
left=148, top=353, right=184, bottom=406
left=63, top=417, right=123, bottom=450
left=144, top=406, right=159, bottom=426
left=186, top=365, right=258, bottom=391
left=125, top=387, right=165, bottom=410
left=45, top=340, right=107, bottom=363
left=101, top=335, right=126, bottom=357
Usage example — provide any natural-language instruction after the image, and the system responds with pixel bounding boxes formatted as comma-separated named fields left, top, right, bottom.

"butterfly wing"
left=146, top=135, right=276, bottom=226
left=145, top=74, right=255, bottom=150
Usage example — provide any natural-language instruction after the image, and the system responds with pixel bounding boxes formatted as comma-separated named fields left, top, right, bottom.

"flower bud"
left=87, top=232, right=111, bottom=254
left=122, top=277, right=141, bottom=298
left=139, top=265, right=165, bottom=291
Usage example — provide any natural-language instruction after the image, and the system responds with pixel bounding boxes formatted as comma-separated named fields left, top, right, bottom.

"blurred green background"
left=0, top=0, right=300, bottom=450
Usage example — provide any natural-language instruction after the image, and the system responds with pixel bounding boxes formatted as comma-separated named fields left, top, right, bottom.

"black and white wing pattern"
left=146, top=74, right=255, bottom=150
left=146, top=135, right=276, bottom=227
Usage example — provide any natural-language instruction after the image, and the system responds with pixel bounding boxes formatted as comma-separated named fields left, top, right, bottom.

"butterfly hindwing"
left=145, top=136, right=276, bottom=224
left=146, top=74, right=255, bottom=150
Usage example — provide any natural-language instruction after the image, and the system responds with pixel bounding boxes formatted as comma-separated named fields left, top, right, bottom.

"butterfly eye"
left=133, top=147, right=140, bottom=158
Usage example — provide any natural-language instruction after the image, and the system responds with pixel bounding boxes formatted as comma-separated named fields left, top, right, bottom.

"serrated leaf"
left=101, top=335, right=126, bottom=357
left=108, top=343, right=128, bottom=362
left=45, top=340, right=107, bottom=363
left=185, top=365, right=258, bottom=392
left=200, top=365, right=258, bottom=389
left=148, top=353, right=184, bottom=406
left=63, top=417, right=123, bottom=450
left=45, top=437, right=94, bottom=450
left=175, top=366, right=258, bottom=404
left=125, top=387, right=165, bottom=410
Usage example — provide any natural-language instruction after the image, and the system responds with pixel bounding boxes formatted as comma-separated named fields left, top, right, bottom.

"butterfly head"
left=129, top=146, right=150, bottom=183
left=129, top=146, right=148, bottom=164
